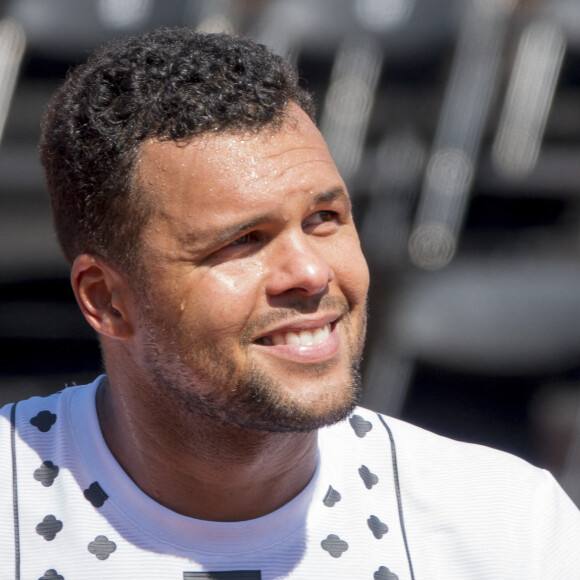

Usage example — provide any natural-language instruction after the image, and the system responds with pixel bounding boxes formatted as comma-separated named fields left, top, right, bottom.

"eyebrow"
left=314, top=187, right=350, bottom=207
left=185, top=187, right=350, bottom=251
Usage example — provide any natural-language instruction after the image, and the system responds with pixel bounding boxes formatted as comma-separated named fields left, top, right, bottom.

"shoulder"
left=338, top=406, right=540, bottom=476
left=339, top=409, right=580, bottom=575
left=322, top=407, right=579, bottom=525
left=379, top=411, right=546, bottom=490
left=1, top=378, right=98, bottom=416
left=320, top=404, right=527, bottom=472
left=349, top=408, right=555, bottom=499
left=370, top=411, right=580, bottom=542
left=0, top=378, right=102, bottom=447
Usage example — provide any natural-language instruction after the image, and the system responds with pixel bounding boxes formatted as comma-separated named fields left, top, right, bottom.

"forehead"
left=136, top=105, right=344, bottom=219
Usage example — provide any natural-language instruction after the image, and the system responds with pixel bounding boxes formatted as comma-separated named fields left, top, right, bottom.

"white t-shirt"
left=1, top=376, right=579, bottom=579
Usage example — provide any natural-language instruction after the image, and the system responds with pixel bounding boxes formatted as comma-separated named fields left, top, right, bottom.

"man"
left=0, top=27, right=578, bottom=579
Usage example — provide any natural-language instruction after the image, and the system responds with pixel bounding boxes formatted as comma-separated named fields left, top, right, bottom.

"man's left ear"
left=71, top=254, right=135, bottom=340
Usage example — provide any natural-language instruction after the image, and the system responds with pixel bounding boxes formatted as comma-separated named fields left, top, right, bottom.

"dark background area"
left=0, top=0, right=579, bottom=504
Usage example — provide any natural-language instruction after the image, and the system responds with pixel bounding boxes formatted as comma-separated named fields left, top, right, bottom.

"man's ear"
left=71, top=254, right=135, bottom=340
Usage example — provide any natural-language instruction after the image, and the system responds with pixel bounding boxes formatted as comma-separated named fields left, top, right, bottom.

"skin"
left=71, top=103, right=370, bottom=521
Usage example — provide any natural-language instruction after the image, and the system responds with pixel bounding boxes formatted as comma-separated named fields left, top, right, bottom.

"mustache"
left=242, top=295, right=350, bottom=343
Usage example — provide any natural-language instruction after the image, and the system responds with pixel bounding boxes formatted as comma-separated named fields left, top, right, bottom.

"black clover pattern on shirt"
left=30, top=410, right=57, bottom=433
left=34, top=460, right=60, bottom=487
left=368, top=515, right=388, bottom=539
left=24, top=401, right=397, bottom=575
left=349, top=414, right=373, bottom=438
left=374, top=566, right=399, bottom=579
left=359, top=465, right=379, bottom=489
left=39, top=570, right=64, bottom=580
left=36, top=515, right=63, bottom=541
left=84, top=481, right=109, bottom=508
left=321, top=534, right=348, bottom=558
left=323, top=485, right=341, bottom=507
left=88, top=535, right=117, bottom=560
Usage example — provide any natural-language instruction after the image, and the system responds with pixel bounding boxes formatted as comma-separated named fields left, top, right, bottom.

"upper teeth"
left=260, top=324, right=331, bottom=346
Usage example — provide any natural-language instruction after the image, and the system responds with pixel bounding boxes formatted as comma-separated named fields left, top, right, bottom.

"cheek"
left=332, top=240, right=370, bottom=302
left=189, top=262, right=265, bottom=333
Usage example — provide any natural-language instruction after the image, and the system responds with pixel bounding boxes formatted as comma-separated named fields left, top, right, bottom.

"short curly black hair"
left=40, top=27, right=315, bottom=271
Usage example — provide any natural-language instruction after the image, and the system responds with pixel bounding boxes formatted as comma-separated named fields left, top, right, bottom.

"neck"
left=96, top=378, right=319, bottom=522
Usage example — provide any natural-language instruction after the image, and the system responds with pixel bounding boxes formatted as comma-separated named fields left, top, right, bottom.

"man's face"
left=130, top=104, right=370, bottom=432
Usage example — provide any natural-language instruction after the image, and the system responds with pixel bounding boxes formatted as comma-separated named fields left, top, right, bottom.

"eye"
left=315, top=211, right=335, bottom=222
left=227, top=231, right=262, bottom=247
left=303, top=210, right=340, bottom=234
left=204, top=231, right=262, bottom=264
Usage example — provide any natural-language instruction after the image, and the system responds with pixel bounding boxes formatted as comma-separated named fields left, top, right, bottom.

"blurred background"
left=0, top=0, right=579, bottom=504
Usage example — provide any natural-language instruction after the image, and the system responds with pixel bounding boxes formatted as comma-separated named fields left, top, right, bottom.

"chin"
left=220, top=365, right=363, bottom=433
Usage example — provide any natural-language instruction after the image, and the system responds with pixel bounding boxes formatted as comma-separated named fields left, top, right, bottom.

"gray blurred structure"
left=409, top=0, right=515, bottom=270
left=0, top=18, right=25, bottom=145
left=1, top=0, right=579, bottom=504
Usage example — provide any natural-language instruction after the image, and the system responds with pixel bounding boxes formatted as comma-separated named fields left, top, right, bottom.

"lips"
left=257, top=323, right=331, bottom=346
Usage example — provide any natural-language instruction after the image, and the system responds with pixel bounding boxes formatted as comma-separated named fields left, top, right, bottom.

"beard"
left=136, top=295, right=366, bottom=434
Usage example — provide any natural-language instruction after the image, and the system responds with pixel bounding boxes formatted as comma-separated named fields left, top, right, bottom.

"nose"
left=266, top=233, right=334, bottom=297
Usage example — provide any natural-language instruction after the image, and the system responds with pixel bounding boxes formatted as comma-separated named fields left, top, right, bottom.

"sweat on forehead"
left=135, top=103, right=344, bottom=217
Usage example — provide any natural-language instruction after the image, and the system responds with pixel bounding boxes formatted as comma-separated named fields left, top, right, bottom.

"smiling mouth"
left=255, top=323, right=332, bottom=347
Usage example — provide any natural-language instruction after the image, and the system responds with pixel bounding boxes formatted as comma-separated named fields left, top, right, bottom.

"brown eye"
left=229, top=232, right=257, bottom=246
left=303, top=210, right=340, bottom=233
left=317, top=211, right=334, bottom=222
